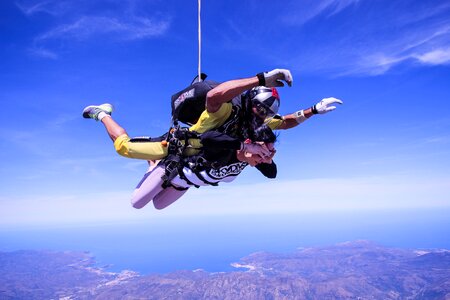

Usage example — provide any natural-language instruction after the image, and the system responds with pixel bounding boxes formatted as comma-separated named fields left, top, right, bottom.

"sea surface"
left=0, top=209, right=449, bottom=275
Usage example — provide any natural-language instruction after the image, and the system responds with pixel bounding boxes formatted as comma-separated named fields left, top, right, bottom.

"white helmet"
left=248, top=86, right=280, bottom=117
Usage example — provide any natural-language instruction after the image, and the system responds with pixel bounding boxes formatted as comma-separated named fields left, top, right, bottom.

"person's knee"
left=131, top=202, right=144, bottom=209
left=153, top=201, right=168, bottom=210
left=114, top=134, right=131, bottom=157
left=153, top=188, right=187, bottom=210
left=130, top=196, right=148, bottom=209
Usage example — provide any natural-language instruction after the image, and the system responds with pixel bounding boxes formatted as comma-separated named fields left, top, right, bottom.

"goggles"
left=253, top=102, right=275, bottom=118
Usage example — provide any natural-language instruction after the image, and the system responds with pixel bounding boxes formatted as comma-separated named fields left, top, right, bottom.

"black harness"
left=161, top=126, right=225, bottom=189
left=161, top=77, right=255, bottom=189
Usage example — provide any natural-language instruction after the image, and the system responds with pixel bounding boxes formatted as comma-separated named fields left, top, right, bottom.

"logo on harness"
left=209, top=162, right=248, bottom=179
left=174, top=88, right=195, bottom=110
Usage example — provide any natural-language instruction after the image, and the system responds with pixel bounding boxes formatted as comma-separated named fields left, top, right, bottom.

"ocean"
left=0, top=209, right=449, bottom=275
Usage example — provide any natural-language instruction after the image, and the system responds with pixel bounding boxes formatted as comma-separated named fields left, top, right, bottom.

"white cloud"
left=329, top=0, right=360, bottom=15
left=277, top=1, right=450, bottom=76
left=15, top=0, right=69, bottom=16
left=344, top=53, right=409, bottom=76
left=282, top=0, right=360, bottom=26
left=0, top=192, right=142, bottom=227
left=28, top=47, right=59, bottom=59
left=0, top=116, right=79, bottom=158
left=19, top=0, right=172, bottom=59
left=36, top=16, right=169, bottom=42
left=1, top=174, right=448, bottom=227
left=344, top=26, right=450, bottom=75
left=294, top=28, right=450, bottom=77
left=425, top=135, right=450, bottom=144
left=415, top=48, right=450, bottom=65
left=46, top=114, right=79, bottom=128
left=187, top=175, right=450, bottom=215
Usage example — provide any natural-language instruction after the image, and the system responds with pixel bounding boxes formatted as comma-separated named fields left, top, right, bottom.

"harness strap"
left=162, top=126, right=222, bottom=188
left=194, top=171, right=218, bottom=186
left=161, top=157, right=181, bottom=188
left=168, top=182, right=189, bottom=191
left=177, top=169, right=200, bottom=188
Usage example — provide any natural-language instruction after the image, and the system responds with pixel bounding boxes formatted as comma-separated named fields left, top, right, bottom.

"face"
left=252, top=103, right=275, bottom=121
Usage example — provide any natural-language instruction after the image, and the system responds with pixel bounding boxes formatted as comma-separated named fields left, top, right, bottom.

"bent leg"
left=131, top=166, right=167, bottom=209
left=97, top=116, right=168, bottom=160
left=101, top=115, right=127, bottom=142
left=153, top=187, right=188, bottom=210
left=114, top=134, right=169, bottom=160
left=132, top=165, right=188, bottom=210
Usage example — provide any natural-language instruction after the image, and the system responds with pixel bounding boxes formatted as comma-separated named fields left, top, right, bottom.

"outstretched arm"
left=206, top=69, right=293, bottom=113
left=274, top=97, right=343, bottom=130
left=206, top=77, right=259, bottom=113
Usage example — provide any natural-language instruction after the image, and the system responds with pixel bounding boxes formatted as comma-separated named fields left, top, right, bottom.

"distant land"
left=0, top=240, right=449, bottom=299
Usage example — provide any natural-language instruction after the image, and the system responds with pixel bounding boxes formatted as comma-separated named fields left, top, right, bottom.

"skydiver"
left=82, top=69, right=343, bottom=209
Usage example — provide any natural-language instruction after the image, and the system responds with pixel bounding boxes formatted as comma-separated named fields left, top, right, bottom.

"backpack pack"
left=170, top=74, right=220, bottom=125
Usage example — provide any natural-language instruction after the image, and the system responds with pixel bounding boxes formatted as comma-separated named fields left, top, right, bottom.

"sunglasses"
left=254, top=103, right=275, bottom=118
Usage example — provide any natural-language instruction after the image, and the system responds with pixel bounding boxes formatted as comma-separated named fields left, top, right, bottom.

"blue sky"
left=0, top=0, right=449, bottom=227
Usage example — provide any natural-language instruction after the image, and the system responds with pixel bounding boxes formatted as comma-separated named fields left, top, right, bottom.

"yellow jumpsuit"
left=114, top=103, right=282, bottom=160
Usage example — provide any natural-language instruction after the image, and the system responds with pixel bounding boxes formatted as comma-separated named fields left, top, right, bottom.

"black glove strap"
left=256, top=73, right=265, bottom=86
left=311, top=105, right=319, bottom=114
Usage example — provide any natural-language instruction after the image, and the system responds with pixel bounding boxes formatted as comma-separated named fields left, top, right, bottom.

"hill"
left=1, top=241, right=449, bottom=299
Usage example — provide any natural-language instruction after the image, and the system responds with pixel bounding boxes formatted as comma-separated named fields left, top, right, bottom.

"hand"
left=312, top=97, right=343, bottom=114
left=241, top=142, right=271, bottom=158
left=258, top=151, right=275, bottom=164
left=257, top=69, right=293, bottom=87
left=258, top=142, right=276, bottom=163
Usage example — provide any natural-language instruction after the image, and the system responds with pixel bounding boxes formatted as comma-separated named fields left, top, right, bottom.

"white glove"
left=257, top=69, right=293, bottom=87
left=312, top=97, right=343, bottom=114
left=241, top=142, right=271, bottom=158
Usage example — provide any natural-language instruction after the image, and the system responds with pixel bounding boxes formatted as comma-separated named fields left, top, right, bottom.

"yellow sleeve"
left=189, top=103, right=233, bottom=133
left=267, top=117, right=284, bottom=130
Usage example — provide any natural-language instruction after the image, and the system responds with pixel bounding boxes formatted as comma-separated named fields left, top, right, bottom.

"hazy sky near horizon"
left=1, top=0, right=450, bottom=227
